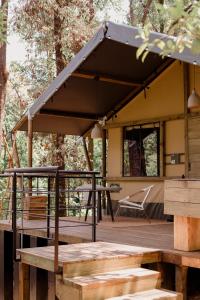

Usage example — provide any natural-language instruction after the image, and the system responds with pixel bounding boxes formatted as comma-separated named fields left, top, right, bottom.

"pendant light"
left=91, top=123, right=103, bottom=139
left=188, top=64, right=200, bottom=109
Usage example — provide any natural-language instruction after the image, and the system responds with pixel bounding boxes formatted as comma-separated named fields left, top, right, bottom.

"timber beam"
left=40, top=109, right=101, bottom=121
left=71, top=71, right=142, bottom=87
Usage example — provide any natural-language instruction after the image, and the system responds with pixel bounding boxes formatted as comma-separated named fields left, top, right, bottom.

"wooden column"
left=19, top=263, right=30, bottom=300
left=0, top=230, right=14, bottom=300
left=88, top=137, right=93, bottom=169
left=30, top=237, right=49, bottom=300
left=102, top=129, right=107, bottom=210
left=48, top=239, right=56, bottom=300
left=28, top=116, right=33, bottom=168
left=156, top=262, right=175, bottom=291
left=159, top=121, right=165, bottom=177
left=176, top=265, right=188, bottom=300
left=183, top=63, right=190, bottom=177
left=102, top=129, right=107, bottom=181
left=28, top=115, right=33, bottom=193
left=82, top=137, right=92, bottom=171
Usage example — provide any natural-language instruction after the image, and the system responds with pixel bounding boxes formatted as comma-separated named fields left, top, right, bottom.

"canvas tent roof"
left=13, top=21, right=200, bottom=136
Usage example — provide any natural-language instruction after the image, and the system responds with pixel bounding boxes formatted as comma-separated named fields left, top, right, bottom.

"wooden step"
left=106, top=289, right=182, bottom=300
left=56, top=268, right=161, bottom=300
left=18, top=242, right=160, bottom=275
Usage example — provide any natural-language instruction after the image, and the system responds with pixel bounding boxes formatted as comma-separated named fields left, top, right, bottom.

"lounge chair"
left=115, top=185, right=154, bottom=222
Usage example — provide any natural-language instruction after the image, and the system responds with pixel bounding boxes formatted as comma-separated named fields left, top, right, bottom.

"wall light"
left=188, top=89, right=200, bottom=109
left=188, top=65, right=200, bottom=109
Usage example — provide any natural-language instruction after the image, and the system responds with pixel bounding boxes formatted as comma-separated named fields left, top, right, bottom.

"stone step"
left=56, top=268, right=161, bottom=300
left=106, top=289, right=183, bottom=300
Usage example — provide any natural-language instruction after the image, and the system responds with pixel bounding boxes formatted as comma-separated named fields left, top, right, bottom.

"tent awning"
left=13, top=22, right=200, bottom=136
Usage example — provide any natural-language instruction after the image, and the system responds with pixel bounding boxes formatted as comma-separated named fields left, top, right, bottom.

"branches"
left=167, top=3, right=194, bottom=35
left=137, top=1, right=200, bottom=60
left=128, top=0, right=134, bottom=25
left=141, top=0, right=153, bottom=27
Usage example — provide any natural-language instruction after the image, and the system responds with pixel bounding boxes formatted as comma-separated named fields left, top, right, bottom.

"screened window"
left=123, top=124, right=160, bottom=177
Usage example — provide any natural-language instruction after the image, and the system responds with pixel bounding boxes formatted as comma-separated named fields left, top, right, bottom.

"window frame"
left=122, top=123, right=160, bottom=178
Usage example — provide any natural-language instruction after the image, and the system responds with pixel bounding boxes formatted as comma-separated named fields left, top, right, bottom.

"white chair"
left=115, top=185, right=154, bottom=222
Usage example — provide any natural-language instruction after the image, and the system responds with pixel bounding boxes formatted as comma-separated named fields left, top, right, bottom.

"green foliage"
left=143, top=131, right=158, bottom=176
left=136, top=1, right=200, bottom=58
left=0, top=1, right=8, bottom=43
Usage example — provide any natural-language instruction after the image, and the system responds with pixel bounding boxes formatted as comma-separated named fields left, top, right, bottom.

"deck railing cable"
left=1, top=167, right=99, bottom=273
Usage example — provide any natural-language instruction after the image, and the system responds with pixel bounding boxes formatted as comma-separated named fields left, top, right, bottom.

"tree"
left=0, top=0, right=8, bottom=152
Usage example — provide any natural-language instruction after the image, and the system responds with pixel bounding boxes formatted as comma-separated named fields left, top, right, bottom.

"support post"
left=183, top=63, right=190, bottom=177
left=88, top=137, right=93, bottom=169
left=54, top=171, right=59, bottom=273
left=48, top=239, right=56, bottom=300
left=102, top=129, right=107, bottom=180
left=159, top=121, right=165, bottom=177
left=102, top=129, right=107, bottom=210
left=82, top=137, right=92, bottom=171
left=19, top=263, right=30, bottom=300
left=30, top=237, right=49, bottom=300
left=176, top=265, right=188, bottom=300
left=0, top=230, right=13, bottom=300
left=28, top=114, right=33, bottom=192
left=156, top=262, right=175, bottom=291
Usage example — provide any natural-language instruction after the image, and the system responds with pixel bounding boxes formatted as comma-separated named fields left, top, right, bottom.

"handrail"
left=0, top=167, right=99, bottom=273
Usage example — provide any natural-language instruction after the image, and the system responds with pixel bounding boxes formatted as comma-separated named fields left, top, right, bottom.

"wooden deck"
left=1, top=216, right=200, bottom=268
left=0, top=216, right=171, bottom=246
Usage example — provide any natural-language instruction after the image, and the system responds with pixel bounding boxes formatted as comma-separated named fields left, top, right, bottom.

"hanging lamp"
left=91, top=123, right=103, bottom=139
left=188, top=64, right=200, bottom=109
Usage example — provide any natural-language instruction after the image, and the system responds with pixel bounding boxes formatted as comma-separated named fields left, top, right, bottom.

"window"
left=123, top=124, right=160, bottom=177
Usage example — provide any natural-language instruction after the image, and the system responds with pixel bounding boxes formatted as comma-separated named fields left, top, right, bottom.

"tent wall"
left=106, top=61, right=200, bottom=218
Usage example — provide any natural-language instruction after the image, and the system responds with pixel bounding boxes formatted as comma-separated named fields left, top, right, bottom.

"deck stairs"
left=54, top=242, right=182, bottom=300
left=18, top=241, right=182, bottom=300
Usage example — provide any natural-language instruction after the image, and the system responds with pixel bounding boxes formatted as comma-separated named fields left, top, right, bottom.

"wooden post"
left=28, top=114, right=33, bottom=192
left=183, top=63, right=190, bottom=177
left=159, top=121, right=165, bottom=177
left=82, top=137, right=92, bottom=171
left=156, top=262, right=175, bottom=291
left=48, top=239, right=56, bottom=300
left=102, top=129, right=107, bottom=210
left=88, top=137, right=93, bottom=169
left=19, top=263, right=30, bottom=300
left=28, top=115, right=33, bottom=168
left=176, top=265, right=188, bottom=300
left=102, top=129, right=107, bottom=180
left=0, top=230, right=14, bottom=300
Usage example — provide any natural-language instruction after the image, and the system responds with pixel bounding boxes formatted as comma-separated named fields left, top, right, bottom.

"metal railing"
left=1, top=167, right=99, bottom=273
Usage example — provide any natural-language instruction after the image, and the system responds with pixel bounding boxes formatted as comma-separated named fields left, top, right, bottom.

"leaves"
left=136, top=42, right=148, bottom=59
left=137, top=1, right=200, bottom=60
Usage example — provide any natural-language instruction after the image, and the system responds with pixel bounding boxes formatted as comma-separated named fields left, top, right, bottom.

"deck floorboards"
left=0, top=216, right=200, bottom=268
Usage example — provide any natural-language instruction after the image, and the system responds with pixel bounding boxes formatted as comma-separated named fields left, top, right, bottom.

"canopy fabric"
left=13, top=22, right=200, bottom=136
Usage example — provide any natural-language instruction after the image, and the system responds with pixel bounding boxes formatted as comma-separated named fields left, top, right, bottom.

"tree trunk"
left=53, top=0, right=67, bottom=216
left=53, top=0, right=95, bottom=216
left=0, top=0, right=8, bottom=152
left=128, top=0, right=135, bottom=25
left=141, top=0, right=153, bottom=26
left=158, top=0, right=164, bottom=32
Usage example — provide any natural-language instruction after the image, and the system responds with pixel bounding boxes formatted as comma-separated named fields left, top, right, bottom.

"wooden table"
left=76, top=185, right=121, bottom=222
